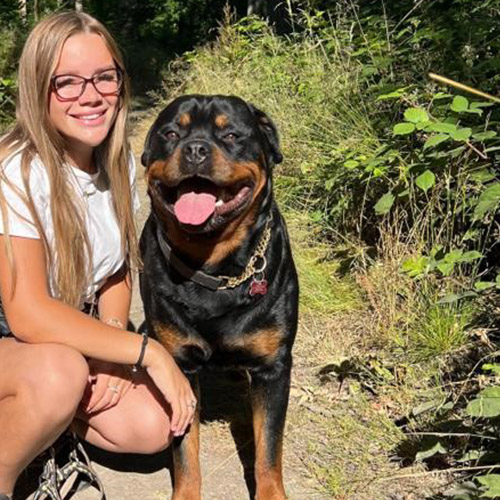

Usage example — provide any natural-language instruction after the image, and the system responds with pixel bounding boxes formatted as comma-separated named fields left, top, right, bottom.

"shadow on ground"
left=199, top=369, right=256, bottom=499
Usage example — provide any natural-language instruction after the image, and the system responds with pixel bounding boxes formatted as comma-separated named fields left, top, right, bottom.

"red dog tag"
left=249, top=278, right=268, bottom=296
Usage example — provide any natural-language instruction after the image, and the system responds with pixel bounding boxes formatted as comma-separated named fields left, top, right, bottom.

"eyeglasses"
left=50, top=68, right=123, bottom=100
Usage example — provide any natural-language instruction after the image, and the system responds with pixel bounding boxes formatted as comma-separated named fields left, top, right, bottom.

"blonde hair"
left=0, top=11, right=138, bottom=307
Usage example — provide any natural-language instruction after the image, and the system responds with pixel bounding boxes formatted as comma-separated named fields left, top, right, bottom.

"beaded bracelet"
left=132, top=332, right=149, bottom=372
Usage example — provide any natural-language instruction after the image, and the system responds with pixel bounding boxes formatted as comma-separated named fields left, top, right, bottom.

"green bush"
left=0, top=28, right=18, bottom=132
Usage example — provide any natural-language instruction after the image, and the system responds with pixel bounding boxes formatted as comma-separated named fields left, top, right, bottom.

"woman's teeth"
left=75, top=111, right=105, bottom=120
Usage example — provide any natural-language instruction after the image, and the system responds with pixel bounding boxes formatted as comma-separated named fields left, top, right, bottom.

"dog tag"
left=249, top=278, right=268, bottom=296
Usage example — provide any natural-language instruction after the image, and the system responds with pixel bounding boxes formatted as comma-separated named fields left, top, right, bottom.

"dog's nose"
left=182, top=140, right=210, bottom=166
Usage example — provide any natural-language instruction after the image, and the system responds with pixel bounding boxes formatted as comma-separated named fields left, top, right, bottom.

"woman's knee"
left=19, top=344, right=89, bottom=420
left=94, top=402, right=173, bottom=454
left=135, top=407, right=173, bottom=453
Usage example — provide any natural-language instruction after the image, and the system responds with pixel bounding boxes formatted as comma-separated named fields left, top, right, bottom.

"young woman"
left=0, top=11, right=196, bottom=499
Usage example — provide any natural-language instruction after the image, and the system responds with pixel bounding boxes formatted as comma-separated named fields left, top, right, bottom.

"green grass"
left=285, top=211, right=363, bottom=315
left=408, top=302, right=473, bottom=361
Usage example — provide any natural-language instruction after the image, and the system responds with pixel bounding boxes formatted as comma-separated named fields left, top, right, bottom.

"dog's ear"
left=141, top=122, right=156, bottom=167
left=140, top=151, right=149, bottom=167
left=248, top=104, right=283, bottom=166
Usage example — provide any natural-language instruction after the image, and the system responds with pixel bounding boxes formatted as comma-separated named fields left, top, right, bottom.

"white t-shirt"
left=0, top=149, right=140, bottom=308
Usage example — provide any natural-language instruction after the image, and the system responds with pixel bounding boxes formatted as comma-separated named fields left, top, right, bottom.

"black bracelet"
left=132, top=332, right=148, bottom=372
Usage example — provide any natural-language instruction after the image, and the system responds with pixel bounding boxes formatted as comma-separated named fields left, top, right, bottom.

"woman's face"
left=49, top=33, right=120, bottom=168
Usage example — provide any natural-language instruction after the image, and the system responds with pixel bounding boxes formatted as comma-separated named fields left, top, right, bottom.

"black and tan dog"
left=139, top=95, right=299, bottom=500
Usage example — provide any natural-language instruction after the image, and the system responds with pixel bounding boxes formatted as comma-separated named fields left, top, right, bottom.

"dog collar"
left=155, top=216, right=272, bottom=293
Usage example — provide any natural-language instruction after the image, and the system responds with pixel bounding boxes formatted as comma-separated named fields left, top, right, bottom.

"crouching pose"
left=0, top=11, right=196, bottom=500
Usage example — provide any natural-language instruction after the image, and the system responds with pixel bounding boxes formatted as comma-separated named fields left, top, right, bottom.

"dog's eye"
left=164, top=131, right=179, bottom=141
left=223, top=133, right=238, bottom=143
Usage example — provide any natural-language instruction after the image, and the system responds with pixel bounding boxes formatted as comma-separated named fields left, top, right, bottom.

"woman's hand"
left=82, top=359, right=134, bottom=414
left=143, top=339, right=197, bottom=437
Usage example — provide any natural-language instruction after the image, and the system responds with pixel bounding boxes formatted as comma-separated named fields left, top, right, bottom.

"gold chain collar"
left=217, top=216, right=272, bottom=290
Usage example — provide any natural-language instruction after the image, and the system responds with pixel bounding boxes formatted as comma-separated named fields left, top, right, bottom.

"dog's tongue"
left=174, top=191, right=217, bottom=225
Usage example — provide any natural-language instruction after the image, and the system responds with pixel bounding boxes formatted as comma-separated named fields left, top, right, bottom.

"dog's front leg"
left=250, top=360, right=292, bottom=500
left=171, top=374, right=202, bottom=500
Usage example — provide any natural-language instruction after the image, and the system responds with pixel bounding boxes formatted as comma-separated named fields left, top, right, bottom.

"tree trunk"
left=75, top=0, right=83, bottom=12
left=247, top=0, right=266, bottom=17
left=19, top=0, right=27, bottom=23
left=247, top=0, right=293, bottom=34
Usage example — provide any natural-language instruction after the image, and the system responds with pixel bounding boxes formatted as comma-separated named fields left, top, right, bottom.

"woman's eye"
left=223, top=133, right=238, bottom=143
left=56, top=77, right=80, bottom=88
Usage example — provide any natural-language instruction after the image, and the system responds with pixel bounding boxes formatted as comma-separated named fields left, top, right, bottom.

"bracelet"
left=132, top=332, right=148, bottom=372
left=104, top=317, right=125, bottom=329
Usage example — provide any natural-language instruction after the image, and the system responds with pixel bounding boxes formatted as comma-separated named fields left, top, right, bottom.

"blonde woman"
left=0, top=11, right=196, bottom=499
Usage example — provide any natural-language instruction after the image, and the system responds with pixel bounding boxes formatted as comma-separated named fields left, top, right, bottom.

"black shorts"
left=0, top=300, right=12, bottom=338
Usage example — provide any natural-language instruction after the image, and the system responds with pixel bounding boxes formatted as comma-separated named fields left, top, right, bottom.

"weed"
left=409, top=302, right=473, bottom=361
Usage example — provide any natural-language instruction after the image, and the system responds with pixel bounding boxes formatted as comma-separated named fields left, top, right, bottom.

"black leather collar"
left=156, top=225, right=224, bottom=291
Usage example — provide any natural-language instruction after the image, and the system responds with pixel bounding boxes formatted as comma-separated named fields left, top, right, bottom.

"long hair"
left=0, top=11, right=139, bottom=307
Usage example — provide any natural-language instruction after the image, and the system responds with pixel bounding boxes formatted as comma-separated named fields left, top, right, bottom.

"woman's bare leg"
left=73, top=369, right=173, bottom=454
left=0, top=339, right=89, bottom=494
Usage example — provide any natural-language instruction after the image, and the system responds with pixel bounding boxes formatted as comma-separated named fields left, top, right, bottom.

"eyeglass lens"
left=52, top=69, right=122, bottom=99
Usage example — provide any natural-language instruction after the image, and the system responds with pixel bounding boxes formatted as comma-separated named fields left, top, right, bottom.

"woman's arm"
left=97, top=265, right=132, bottom=330
left=0, top=236, right=141, bottom=362
left=83, top=267, right=134, bottom=414
left=0, top=235, right=195, bottom=434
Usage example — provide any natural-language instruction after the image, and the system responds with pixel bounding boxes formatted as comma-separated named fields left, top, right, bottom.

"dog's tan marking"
left=178, top=113, right=191, bottom=127
left=153, top=322, right=208, bottom=357
left=226, top=327, right=283, bottom=360
left=172, top=403, right=201, bottom=499
left=252, top=393, right=286, bottom=500
left=146, top=149, right=182, bottom=186
left=214, top=114, right=229, bottom=128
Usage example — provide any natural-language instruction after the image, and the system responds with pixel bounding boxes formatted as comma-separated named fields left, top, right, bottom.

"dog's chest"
left=153, top=307, right=281, bottom=372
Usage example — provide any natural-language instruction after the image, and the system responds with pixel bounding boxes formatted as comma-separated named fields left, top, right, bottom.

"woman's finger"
left=178, top=388, right=196, bottom=434
left=89, top=384, right=119, bottom=413
left=170, top=397, right=181, bottom=435
left=178, top=396, right=189, bottom=436
left=86, top=376, right=110, bottom=412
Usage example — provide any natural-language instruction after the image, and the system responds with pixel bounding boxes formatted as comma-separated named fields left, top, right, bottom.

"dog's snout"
left=183, top=140, right=210, bottom=165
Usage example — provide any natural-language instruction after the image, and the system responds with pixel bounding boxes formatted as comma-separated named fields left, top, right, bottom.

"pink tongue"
left=174, top=191, right=217, bottom=225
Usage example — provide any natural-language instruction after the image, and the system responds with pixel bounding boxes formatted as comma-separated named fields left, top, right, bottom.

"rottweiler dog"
left=139, top=95, right=299, bottom=500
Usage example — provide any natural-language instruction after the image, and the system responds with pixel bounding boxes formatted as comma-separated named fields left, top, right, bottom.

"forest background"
left=4, top=1, right=500, bottom=499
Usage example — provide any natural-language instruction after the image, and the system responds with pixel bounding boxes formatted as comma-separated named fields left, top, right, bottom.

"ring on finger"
left=108, top=386, right=120, bottom=394
left=188, top=399, right=197, bottom=409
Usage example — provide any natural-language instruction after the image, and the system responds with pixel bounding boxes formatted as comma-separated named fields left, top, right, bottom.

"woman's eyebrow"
left=52, top=64, right=117, bottom=77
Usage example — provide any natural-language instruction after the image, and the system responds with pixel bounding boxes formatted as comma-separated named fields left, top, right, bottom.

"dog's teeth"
left=215, top=199, right=224, bottom=207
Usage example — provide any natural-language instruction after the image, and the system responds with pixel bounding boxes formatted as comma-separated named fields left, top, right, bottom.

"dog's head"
left=141, top=95, right=282, bottom=236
